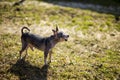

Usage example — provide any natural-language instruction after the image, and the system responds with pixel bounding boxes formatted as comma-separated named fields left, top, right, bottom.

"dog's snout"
left=64, top=35, right=69, bottom=41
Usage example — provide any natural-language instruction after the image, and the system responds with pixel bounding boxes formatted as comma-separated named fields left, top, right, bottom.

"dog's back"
left=22, top=33, right=47, bottom=51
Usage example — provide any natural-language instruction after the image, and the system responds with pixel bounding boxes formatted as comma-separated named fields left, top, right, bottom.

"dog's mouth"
left=65, top=39, right=68, bottom=41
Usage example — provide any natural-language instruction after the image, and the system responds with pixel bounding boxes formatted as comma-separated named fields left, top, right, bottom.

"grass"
left=0, top=0, right=120, bottom=80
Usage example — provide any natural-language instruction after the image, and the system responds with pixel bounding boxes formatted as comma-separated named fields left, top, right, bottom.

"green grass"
left=0, top=0, right=120, bottom=80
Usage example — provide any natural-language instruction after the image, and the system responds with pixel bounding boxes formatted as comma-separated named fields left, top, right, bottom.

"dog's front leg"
left=44, top=49, right=49, bottom=65
left=48, top=50, right=52, bottom=63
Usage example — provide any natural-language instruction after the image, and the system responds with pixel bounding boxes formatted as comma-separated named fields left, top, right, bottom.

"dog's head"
left=52, top=26, right=69, bottom=42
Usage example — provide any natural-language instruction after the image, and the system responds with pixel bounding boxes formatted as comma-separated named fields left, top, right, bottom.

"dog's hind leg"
left=23, top=46, right=29, bottom=59
left=19, top=39, right=28, bottom=59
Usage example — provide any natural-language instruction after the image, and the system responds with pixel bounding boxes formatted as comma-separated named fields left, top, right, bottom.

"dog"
left=19, top=26, right=69, bottom=65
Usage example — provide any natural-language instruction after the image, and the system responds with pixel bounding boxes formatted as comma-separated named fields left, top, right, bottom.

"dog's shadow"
left=8, top=58, right=49, bottom=80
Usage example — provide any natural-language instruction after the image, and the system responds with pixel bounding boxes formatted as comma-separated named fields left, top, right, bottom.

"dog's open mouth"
left=65, top=39, right=68, bottom=41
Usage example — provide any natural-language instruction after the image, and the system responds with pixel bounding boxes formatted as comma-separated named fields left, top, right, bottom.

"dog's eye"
left=58, top=32, right=64, bottom=37
left=60, top=33, right=63, bottom=37
left=58, top=34, right=62, bottom=37
left=60, top=35, right=63, bottom=37
left=57, top=34, right=61, bottom=37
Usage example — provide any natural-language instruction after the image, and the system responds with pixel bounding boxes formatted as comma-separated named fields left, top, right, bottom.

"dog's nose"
left=67, top=35, right=69, bottom=37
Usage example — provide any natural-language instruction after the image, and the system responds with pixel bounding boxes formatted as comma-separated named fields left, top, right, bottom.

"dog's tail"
left=21, top=27, right=30, bottom=34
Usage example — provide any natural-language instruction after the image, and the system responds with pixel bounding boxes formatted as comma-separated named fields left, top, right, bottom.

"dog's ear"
left=52, top=25, right=59, bottom=36
left=56, top=25, right=59, bottom=32
left=52, top=29, right=55, bottom=33
left=52, top=29, right=57, bottom=36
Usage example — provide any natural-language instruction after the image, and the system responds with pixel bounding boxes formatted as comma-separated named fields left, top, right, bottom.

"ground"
left=0, top=0, right=120, bottom=80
